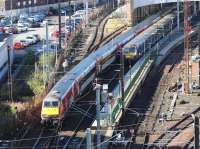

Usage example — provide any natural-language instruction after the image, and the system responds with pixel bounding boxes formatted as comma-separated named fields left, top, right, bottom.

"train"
left=41, top=12, right=178, bottom=126
left=124, top=12, right=178, bottom=62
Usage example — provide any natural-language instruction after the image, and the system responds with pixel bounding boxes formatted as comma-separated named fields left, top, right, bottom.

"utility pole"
left=191, top=114, right=199, bottom=149
left=193, top=1, right=197, bottom=16
left=184, top=0, right=191, bottom=94
left=85, top=0, right=89, bottom=27
left=10, top=0, right=13, bottom=26
left=69, top=0, right=72, bottom=34
left=7, top=46, right=13, bottom=102
left=177, top=0, right=180, bottom=31
left=86, top=128, right=92, bottom=149
left=118, top=45, right=125, bottom=111
left=43, top=21, right=49, bottom=87
left=58, top=0, right=62, bottom=50
left=95, top=81, right=101, bottom=149
left=198, top=24, right=200, bottom=86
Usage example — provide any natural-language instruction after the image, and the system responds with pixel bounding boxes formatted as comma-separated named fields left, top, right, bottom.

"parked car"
left=14, top=42, right=24, bottom=50
left=51, top=31, right=60, bottom=38
left=7, top=26, right=18, bottom=34
left=22, top=38, right=32, bottom=45
left=32, top=34, right=41, bottom=42
left=19, top=13, right=29, bottom=20
left=42, top=19, right=55, bottom=26
left=29, top=21, right=41, bottom=28
left=71, top=14, right=84, bottom=20
left=17, top=20, right=30, bottom=28
left=20, top=39, right=30, bottom=47
left=0, top=27, right=5, bottom=33
left=17, top=24, right=28, bottom=32
left=4, top=25, right=18, bottom=34
left=27, top=35, right=38, bottom=43
left=25, top=36, right=36, bottom=44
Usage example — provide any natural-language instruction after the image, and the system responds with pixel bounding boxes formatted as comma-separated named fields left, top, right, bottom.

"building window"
left=34, top=0, right=37, bottom=4
left=23, top=1, right=26, bottom=6
left=17, top=2, right=20, bottom=7
left=29, top=0, right=32, bottom=5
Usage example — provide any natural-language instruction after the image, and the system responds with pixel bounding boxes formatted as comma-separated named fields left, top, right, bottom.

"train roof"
left=124, top=13, right=175, bottom=49
left=44, top=12, right=175, bottom=101
left=47, top=28, right=134, bottom=100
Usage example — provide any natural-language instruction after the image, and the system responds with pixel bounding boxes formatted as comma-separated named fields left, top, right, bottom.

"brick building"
left=0, top=0, right=66, bottom=11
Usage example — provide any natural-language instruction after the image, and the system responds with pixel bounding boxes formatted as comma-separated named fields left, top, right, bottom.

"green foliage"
left=25, top=51, right=35, bottom=65
left=38, top=53, right=55, bottom=69
left=27, top=72, right=45, bottom=96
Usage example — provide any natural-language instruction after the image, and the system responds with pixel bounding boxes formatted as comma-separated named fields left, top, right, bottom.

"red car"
left=51, top=31, right=60, bottom=38
left=0, top=27, right=5, bottom=33
left=14, top=42, right=24, bottom=50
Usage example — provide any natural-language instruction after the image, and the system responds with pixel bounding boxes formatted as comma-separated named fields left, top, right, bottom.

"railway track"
left=150, top=107, right=200, bottom=148
left=144, top=47, right=182, bottom=133
left=109, top=44, right=184, bottom=149
left=58, top=60, right=131, bottom=148
left=32, top=128, right=58, bottom=149
left=87, top=9, right=127, bottom=53
left=13, top=7, right=178, bottom=149
left=14, top=8, right=124, bottom=149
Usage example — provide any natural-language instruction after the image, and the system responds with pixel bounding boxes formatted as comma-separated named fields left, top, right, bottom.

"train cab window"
left=44, top=101, right=59, bottom=107
left=52, top=101, right=58, bottom=107
left=44, top=101, right=51, bottom=107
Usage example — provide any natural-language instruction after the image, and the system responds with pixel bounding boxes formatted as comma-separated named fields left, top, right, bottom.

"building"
left=0, top=0, right=69, bottom=11
left=0, top=33, right=13, bottom=81
left=191, top=56, right=200, bottom=87
left=0, top=0, right=6, bottom=15
left=0, top=0, right=91, bottom=16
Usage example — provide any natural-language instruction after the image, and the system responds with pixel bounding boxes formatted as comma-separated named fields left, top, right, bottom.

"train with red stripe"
left=40, top=11, right=177, bottom=126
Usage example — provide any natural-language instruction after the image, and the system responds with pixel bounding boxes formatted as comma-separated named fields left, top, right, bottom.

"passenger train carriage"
left=41, top=12, right=177, bottom=126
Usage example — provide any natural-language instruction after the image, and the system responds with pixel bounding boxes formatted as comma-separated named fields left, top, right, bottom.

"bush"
left=27, top=72, right=45, bottom=96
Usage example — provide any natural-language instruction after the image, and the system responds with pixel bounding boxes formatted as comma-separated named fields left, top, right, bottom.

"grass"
left=104, top=18, right=126, bottom=36
left=0, top=50, right=56, bottom=100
